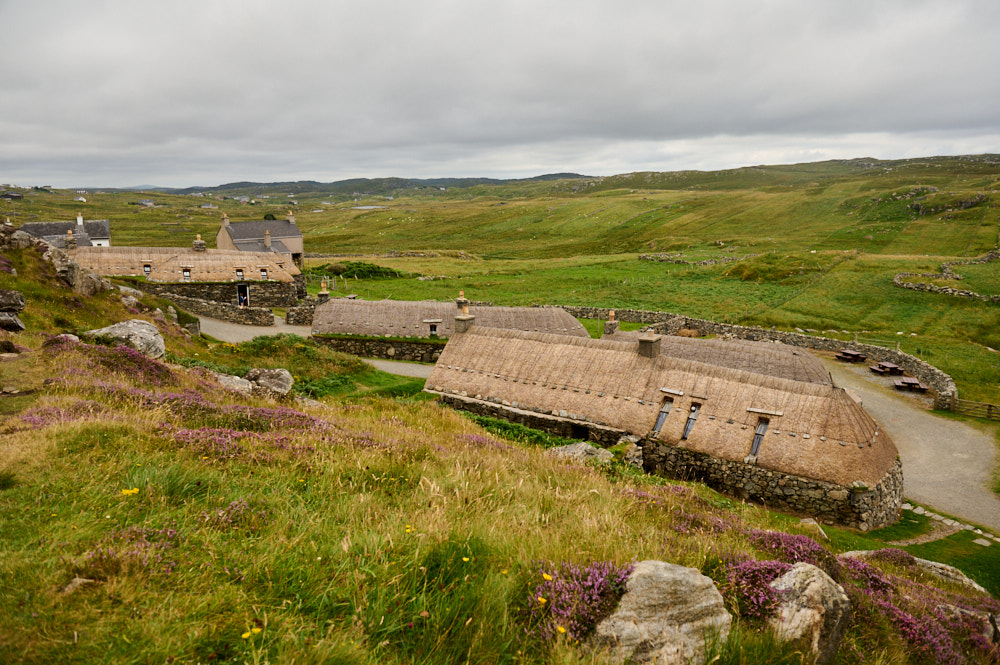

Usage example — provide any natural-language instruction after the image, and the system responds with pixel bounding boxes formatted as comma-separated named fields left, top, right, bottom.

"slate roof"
left=19, top=220, right=110, bottom=244
left=222, top=219, right=301, bottom=241
left=233, top=238, right=291, bottom=254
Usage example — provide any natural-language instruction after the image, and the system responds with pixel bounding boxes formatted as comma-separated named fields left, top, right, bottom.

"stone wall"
left=561, top=305, right=957, bottom=409
left=313, top=335, right=446, bottom=363
left=643, top=440, right=903, bottom=531
left=157, top=293, right=274, bottom=326
left=893, top=250, right=1000, bottom=304
left=137, top=280, right=298, bottom=307
left=434, top=393, right=627, bottom=447
left=286, top=295, right=325, bottom=326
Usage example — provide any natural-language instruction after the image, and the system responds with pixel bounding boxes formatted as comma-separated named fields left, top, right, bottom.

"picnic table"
left=893, top=377, right=929, bottom=392
left=870, top=361, right=903, bottom=375
left=835, top=349, right=867, bottom=363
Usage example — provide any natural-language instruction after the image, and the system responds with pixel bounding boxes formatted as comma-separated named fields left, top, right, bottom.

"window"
left=652, top=397, right=674, bottom=434
left=750, top=418, right=769, bottom=456
left=236, top=269, right=244, bottom=280
left=429, top=323, right=438, bottom=336
left=143, top=264, right=151, bottom=276
left=681, top=404, right=701, bottom=440
left=182, top=269, right=191, bottom=281
left=260, top=268, right=268, bottom=280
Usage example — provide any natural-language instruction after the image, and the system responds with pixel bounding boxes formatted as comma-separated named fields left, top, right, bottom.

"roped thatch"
left=70, top=246, right=300, bottom=283
left=606, top=329, right=831, bottom=385
left=312, top=299, right=589, bottom=338
left=426, top=326, right=898, bottom=487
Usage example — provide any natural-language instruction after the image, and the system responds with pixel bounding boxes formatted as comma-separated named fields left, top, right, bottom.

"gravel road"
left=822, top=357, right=1000, bottom=532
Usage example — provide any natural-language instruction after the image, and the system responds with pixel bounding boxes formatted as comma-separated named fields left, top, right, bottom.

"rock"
left=121, top=295, right=140, bottom=309
left=166, top=306, right=178, bottom=324
left=840, top=551, right=988, bottom=595
left=245, top=367, right=294, bottom=396
left=82, top=320, right=165, bottom=360
left=768, top=563, right=850, bottom=664
left=212, top=372, right=253, bottom=395
left=60, top=576, right=96, bottom=595
left=117, top=285, right=143, bottom=298
left=799, top=518, right=828, bottom=541
left=42, top=246, right=111, bottom=296
left=0, top=289, right=25, bottom=312
left=593, top=560, right=731, bottom=665
left=5, top=229, right=35, bottom=250
left=623, top=441, right=644, bottom=469
left=973, top=538, right=991, bottom=547
left=0, top=340, right=18, bottom=353
left=546, top=442, right=613, bottom=464
left=0, top=312, right=25, bottom=332
left=295, top=395, right=328, bottom=409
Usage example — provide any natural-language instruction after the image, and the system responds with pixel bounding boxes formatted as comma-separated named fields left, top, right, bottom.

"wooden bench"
left=893, top=380, right=907, bottom=390
left=869, top=365, right=888, bottom=375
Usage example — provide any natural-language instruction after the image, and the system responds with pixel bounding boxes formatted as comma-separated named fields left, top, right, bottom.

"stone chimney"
left=454, top=304, right=475, bottom=333
left=264, top=229, right=271, bottom=250
left=222, top=213, right=230, bottom=227
left=76, top=212, right=84, bottom=227
left=65, top=229, right=77, bottom=250
left=287, top=211, right=295, bottom=225
left=318, top=279, right=330, bottom=302
left=638, top=333, right=661, bottom=358
left=456, top=289, right=470, bottom=310
left=192, top=233, right=207, bottom=252
left=604, top=310, right=619, bottom=336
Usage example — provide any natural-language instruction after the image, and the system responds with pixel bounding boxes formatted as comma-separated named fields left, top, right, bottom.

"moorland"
left=2, top=155, right=1000, bottom=664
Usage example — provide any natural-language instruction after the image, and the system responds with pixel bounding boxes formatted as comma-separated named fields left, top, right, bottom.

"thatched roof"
left=312, top=299, right=589, bottom=338
left=426, top=327, right=897, bottom=487
left=605, top=329, right=831, bottom=385
left=70, top=246, right=300, bottom=283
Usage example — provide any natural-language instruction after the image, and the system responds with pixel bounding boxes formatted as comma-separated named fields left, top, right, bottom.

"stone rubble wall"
left=560, top=305, right=957, bottom=409
left=643, top=441, right=903, bottom=531
left=893, top=250, right=1000, bottom=305
left=154, top=293, right=274, bottom=326
left=313, top=335, right=446, bottom=363
left=434, top=393, right=627, bottom=447
left=286, top=296, right=324, bottom=326
left=136, top=280, right=299, bottom=308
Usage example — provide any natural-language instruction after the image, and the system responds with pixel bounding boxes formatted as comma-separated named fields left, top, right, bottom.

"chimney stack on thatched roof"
left=76, top=213, right=84, bottom=227
left=455, top=304, right=475, bottom=333
left=286, top=211, right=295, bottom=225
left=638, top=334, right=662, bottom=358
left=456, top=289, right=469, bottom=310
left=264, top=229, right=271, bottom=249
left=65, top=229, right=76, bottom=250
left=605, top=310, right=619, bottom=336
left=192, top=234, right=207, bottom=252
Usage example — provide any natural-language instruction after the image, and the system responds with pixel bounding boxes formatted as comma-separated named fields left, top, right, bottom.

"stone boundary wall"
left=638, top=253, right=759, bottom=266
left=137, top=280, right=299, bottom=308
left=434, top=393, right=627, bottom=447
left=286, top=296, right=324, bottom=326
left=156, top=293, right=274, bottom=327
left=643, top=442, right=903, bottom=531
left=560, top=305, right=957, bottom=409
left=893, top=250, right=1000, bottom=304
left=313, top=335, right=446, bottom=363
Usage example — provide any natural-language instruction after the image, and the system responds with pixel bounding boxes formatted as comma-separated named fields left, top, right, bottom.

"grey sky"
left=2, top=0, right=998, bottom=187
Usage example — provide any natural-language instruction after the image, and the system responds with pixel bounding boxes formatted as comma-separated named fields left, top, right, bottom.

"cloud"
left=1, top=0, right=998, bottom=186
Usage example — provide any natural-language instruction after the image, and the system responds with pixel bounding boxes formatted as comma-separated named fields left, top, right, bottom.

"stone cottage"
left=425, top=318, right=902, bottom=530
left=19, top=213, right=111, bottom=248
left=70, top=237, right=304, bottom=307
left=216, top=213, right=304, bottom=267
left=311, top=296, right=590, bottom=339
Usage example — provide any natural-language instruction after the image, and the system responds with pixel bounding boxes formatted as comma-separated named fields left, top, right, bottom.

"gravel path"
left=196, top=315, right=433, bottom=378
left=822, top=357, right=1000, bottom=532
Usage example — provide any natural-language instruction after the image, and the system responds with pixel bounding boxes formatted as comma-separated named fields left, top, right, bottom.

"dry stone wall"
left=893, top=251, right=1000, bottom=304
left=313, top=335, right=446, bottom=363
left=137, top=280, right=298, bottom=307
left=560, top=305, right=957, bottom=409
left=643, top=441, right=903, bottom=531
left=155, top=293, right=274, bottom=326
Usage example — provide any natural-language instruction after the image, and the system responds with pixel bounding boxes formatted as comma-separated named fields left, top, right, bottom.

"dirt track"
left=822, top=357, right=1000, bottom=532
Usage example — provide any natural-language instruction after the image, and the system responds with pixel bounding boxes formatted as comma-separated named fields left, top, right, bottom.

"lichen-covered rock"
left=768, top=563, right=850, bottom=664
left=42, top=246, right=112, bottom=296
left=82, top=320, right=165, bottom=360
left=211, top=372, right=253, bottom=395
left=0, top=290, right=25, bottom=313
left=117, top=285, right=143, bottom=298
left=0, top=312, right=25, bottom=332
left=592, top=560, right=732, bottom=665
left=245, top=367, right=294, bottom=396
left=546, top=441, right=613, bottom=464
left=121, top=295, right=140, bottom=309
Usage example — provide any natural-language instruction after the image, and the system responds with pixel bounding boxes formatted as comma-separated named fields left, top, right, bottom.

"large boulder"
left=211, top=371, right=253, bottom=395
left=82, top=320, right=165, bottom=360
left=245, top=367, right=294, bottom=397
left=0, top=290, right=25, bottom=312
left=42, top=246, right=111, bottom=296
left=117, top=285, right=144, bottom=299
left=592, top=560, right=732, bottom=665
left=546, top=441, right=614, bottom=464
left=0, top=312, right=25, bottom=332
left=768, top=563, right=851, bottom=664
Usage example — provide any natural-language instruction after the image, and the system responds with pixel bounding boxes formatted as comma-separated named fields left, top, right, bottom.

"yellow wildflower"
left=241, top=631, right=251, bottom=639
left=251, top=627, right=262, bottom=634
left=542, top=573, right=552, bottom=581
left=557, top=626, right=566, bottom=634
left=462, top=557, right=470, bottom=562
left=537, top=596, right=547, bottom=604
